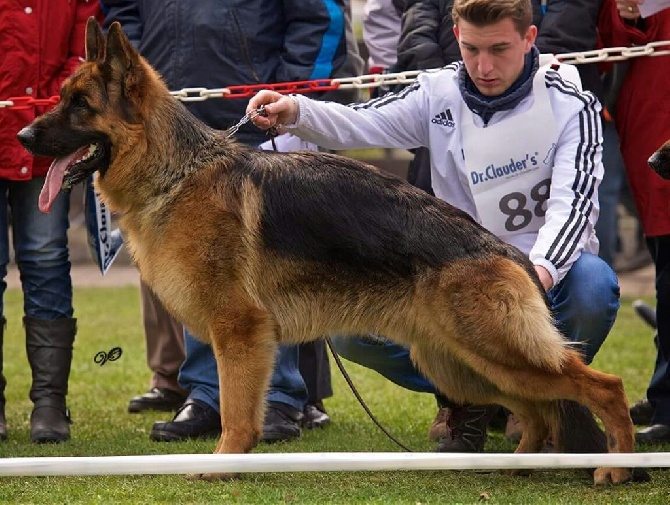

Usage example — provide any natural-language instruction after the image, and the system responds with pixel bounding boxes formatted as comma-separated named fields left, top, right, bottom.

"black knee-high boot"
left=24, top=316, right=76, bottom=443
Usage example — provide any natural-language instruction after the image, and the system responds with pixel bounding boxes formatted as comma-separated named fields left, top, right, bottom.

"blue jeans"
left=0, top=178, right=72, bottom=319
left=331, top=252, right=620, bottom=395
left=178, top=329, right=308, bottom=414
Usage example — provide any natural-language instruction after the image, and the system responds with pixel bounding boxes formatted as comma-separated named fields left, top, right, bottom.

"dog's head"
left=17, top=18, right=157, bottom=213
left=648, top=139, right=670, bottom=180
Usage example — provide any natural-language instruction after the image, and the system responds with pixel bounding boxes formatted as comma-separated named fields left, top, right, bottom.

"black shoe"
left=262, top=402, right=302, bottom=443
left=435, top=405, right=497, bottom=453
left=128, top=387, right=187, bottom=413
left=630, top=398, right=654, bottom=426
left=635, top=424, right=670, bottom=445
left=302, top=402, right=330, bottom=429
left=633, top=300, right=657, bottom=330
left=150, top=398, right=221, bottom=442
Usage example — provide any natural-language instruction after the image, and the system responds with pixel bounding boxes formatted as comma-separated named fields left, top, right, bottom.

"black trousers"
left=645, top=234, right=670, bottom=424
left=298, top=340, right=333, bottom=404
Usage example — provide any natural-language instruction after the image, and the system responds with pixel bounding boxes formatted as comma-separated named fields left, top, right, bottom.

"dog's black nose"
left=648, top=149, right=670, bottom=180
left=17, top=126, right=36, bottom=147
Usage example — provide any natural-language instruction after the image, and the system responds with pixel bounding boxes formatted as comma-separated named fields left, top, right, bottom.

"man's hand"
left=615, top=0, right=642, bottom=20
left=534, top=265, right=554, bottom=292
left=247, top=90, right=299, bottom=132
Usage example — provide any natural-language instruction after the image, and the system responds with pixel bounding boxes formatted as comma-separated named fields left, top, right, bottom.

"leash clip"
left=226, top=106, right=278, bottom=150
left=226, top=107, right=266, bottom=139
left=257, top=105, right=279, bottom=151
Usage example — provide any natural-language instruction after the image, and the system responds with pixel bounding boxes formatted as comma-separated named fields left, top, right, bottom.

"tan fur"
left=21, top=19, right=638, bottom=485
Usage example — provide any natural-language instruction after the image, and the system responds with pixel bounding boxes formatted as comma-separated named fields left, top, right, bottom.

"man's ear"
left=85, top=17, right=105, bottom=62
left=524, top=25, right=538, bottom=52
left=453, top=24, right=460, bottom=41
left=103, top=22, right=144, bottom=100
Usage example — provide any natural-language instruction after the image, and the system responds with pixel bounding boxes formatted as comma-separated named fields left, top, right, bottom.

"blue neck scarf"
left=458, top=46, right=540, bottom=125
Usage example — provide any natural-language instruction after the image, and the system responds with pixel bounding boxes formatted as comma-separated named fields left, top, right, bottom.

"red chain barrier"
left=224, top=79, right=341, bottom=98
left=1, top=96, right=60, bottom=110
left=1, top=79, right=342, bottom=109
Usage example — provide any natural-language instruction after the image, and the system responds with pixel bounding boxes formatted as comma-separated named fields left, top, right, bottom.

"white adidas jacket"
left=287, top=61, right=603, bottom=286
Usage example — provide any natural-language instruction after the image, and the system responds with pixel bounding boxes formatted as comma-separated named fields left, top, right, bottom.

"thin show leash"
left=229, top=107, right=413, bottom=452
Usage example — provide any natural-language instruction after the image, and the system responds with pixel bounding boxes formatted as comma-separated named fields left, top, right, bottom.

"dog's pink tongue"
left=39, top=148, right=85, bottom=213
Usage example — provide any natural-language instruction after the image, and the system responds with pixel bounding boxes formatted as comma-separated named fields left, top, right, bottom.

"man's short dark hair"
left=452, top=0, right=533, bottom=36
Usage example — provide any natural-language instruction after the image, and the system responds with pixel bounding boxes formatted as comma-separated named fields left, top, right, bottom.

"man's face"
left=454, top=18, right=537, bottom=97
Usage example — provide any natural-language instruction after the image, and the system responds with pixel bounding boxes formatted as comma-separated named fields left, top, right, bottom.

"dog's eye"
left=70, top=93, right=90, bottom=110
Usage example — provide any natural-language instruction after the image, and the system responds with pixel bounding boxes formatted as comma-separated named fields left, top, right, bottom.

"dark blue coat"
left=102, top=0, right=353, bottom=146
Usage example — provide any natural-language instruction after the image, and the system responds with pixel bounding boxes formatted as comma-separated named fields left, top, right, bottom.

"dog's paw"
left=187, top=472, right=239, bottom=481
left=593, top=467, right=633, bottom=486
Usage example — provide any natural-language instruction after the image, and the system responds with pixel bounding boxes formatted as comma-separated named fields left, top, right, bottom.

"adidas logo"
left=431, top=108, right=455, bottom=128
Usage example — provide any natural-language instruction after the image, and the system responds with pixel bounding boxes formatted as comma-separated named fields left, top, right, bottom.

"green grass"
left=0, top=287, right=668, bottom=504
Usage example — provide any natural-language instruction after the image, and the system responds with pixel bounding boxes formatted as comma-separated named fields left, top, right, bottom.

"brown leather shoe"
left=504, top=413, right=524, bottom=444
left=428, top=407, right=449, bottom=441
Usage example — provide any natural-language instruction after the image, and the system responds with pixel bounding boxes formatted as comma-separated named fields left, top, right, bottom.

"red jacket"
left=0, top=0, right=103, bottom=181
left=598, top=0, right=670, bottom=236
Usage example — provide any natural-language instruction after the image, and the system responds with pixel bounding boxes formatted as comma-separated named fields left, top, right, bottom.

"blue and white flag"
left=84, top=175, right=124, bottom=275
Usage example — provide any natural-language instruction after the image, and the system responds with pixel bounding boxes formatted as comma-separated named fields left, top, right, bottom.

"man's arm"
left=277, top=0, right=349, bottom=83
left=363, top=0, right=402, bottom=69
left=529, top=74, right=603, bottom=287
left=248, top=75, right=431, bottom=151
left=397, top=0, right=460, bottom=71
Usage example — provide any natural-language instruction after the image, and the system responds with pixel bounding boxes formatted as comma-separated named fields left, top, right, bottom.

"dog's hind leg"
left=197, top=306, right=278, bottom=481
left=498, top=400, right=551, bottom=477
left=554, top=354, right=635, bottom=485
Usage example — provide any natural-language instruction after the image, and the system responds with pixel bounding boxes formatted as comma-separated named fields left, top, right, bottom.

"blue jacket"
left=102, top=0, right=352, bottom=146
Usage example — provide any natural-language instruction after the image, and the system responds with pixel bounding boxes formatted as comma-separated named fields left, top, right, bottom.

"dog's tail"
left=550, top=400, right=651, bottom=482
left=551, top=400, right=606, bottom=454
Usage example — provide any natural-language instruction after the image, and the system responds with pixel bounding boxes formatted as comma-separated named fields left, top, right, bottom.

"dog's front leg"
left=194, top=310, right=278, bottom=481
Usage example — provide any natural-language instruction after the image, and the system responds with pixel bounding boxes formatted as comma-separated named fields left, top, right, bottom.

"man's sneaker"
left=435, top=405, right=498, bottom=453
left=630, top=398, right=654, bottom=426
left=262, top=402, right=303, bottom=443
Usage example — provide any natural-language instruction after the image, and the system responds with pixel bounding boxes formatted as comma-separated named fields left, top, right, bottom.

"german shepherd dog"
left=18, top=19, right=638, bottom=485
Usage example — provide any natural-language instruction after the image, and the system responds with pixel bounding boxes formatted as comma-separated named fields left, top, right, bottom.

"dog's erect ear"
left=85, top=17, right=105, bottom=62
left=104, top=22, right=144, bottom=103
left=105, top=21, right=140, bottom=72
